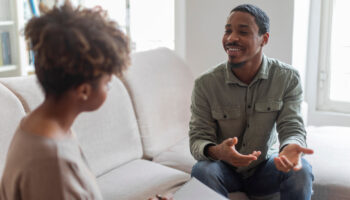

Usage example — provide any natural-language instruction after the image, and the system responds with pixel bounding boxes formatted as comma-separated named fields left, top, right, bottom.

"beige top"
left=0, top=123, right=102, bottom=200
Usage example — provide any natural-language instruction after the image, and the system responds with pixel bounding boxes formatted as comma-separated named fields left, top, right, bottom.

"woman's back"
left=0, top=120, right=102, bottom=200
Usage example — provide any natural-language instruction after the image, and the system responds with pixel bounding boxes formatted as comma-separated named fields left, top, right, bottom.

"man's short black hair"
left=231, top=4, right=270, bottom=35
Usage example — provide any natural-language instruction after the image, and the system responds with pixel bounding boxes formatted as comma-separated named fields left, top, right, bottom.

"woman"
left=0, top=1, right=129, bottom=199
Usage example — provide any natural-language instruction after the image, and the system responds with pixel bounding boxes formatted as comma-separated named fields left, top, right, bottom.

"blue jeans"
left=191, top=154, right=314, bottom=200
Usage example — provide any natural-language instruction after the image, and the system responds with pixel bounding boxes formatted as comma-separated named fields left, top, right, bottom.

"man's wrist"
left=279, top=144, right=288, bottom=153
left=206, top=144, right=220, bottom=160
left=204, top=144, right=215, bottom=156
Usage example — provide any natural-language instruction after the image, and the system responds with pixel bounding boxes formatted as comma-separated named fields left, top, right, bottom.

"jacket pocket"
left=255, top=101, right=283, bottom=112
left=212, top=106, right=241, bottom=120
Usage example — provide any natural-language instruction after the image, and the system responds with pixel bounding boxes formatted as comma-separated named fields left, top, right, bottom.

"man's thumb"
left=225, top=137, right=238, bottom=146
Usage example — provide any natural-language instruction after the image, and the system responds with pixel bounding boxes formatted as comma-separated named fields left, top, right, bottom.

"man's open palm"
left=210, top=137, right=261, bottom=167
left=274, top=144, right=314, bottom=172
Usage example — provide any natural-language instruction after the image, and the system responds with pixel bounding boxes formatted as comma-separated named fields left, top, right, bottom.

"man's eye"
left=225, top=30, right=231, bottom=34
left=240, top=31, right=248, bottom=34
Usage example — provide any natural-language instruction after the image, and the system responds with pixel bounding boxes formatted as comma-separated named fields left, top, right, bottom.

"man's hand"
left=274, top=143, right=314, bottom=172
left=207, top=137, right=261, bottom=167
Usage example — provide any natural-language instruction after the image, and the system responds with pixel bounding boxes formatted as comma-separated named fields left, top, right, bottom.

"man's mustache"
left=225, top=42, right=242, bottom=47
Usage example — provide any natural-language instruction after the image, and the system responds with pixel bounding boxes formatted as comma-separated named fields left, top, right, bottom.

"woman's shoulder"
left=6, top=121, right=80, bottom=170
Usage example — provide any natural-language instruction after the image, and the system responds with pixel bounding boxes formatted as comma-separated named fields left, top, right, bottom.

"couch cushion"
left=97, top=159, right=190, bottom=200
left=123, top=48, right=194, bottom=158
left=306, top=126, right=350, bottom=199
left=153, top=137, right=196, bottom=174
left=73, top=77, right=143, bottom=177
left=0, top=83, right=26, bottom=177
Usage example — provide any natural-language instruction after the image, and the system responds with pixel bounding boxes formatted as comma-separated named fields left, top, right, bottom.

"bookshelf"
left=0, top=0, right=31, bottom=77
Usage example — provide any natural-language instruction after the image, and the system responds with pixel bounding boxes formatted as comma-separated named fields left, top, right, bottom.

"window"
left=318, top=0, right=350, bottom=113
left=81, top=0, right=174, bottom=52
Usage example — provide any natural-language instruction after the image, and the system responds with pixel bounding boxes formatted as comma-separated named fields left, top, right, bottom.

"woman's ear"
left=76, top=83, right=92, bottom=101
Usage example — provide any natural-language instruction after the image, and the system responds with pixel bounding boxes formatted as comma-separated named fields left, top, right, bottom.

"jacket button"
left=267, top=107, right=271, bottom=111
left=248, top=105, right=251, bottom=109
left=223, top=115, right=227, bottom=118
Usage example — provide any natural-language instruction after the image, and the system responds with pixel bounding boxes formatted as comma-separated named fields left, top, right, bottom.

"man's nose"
left=227, top=32, right=239, bottom=42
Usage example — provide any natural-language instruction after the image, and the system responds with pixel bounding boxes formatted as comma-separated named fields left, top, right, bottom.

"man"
left=189, top=4, right=314, bottom=200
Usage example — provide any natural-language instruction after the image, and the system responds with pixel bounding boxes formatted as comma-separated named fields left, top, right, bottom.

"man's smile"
left=225, top=45, right=244, bottom=56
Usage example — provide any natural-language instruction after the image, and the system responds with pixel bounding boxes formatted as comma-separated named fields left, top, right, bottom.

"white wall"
left=292, top=0, right=310, bottom=91
left=177, top=0, right=295, bottom=77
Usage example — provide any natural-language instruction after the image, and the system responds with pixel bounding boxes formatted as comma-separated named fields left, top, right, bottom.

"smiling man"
left=189, top=4, right=314, bottom=200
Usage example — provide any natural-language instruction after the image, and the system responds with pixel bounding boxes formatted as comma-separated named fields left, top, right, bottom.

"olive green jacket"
left=189, top=55, right=307, bottom=177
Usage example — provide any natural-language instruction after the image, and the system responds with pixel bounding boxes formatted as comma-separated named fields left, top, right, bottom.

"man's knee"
left=285, top=158, right=314, bottom=189
left=192, top=161, right=214, bottom=178
left=295, top=159, right=313, bottom=182
left=191, top=161, right=223, bottom=182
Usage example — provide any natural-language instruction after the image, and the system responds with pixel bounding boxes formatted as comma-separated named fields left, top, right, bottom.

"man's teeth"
left=227, top=48, right=240, bottom=51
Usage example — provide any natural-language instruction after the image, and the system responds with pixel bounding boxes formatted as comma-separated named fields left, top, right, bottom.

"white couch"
left=0, top=48, right=349, bottom=200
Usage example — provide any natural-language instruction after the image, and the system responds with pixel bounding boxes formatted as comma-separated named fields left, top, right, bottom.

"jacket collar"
left=225, top=55, right=269, bottom=86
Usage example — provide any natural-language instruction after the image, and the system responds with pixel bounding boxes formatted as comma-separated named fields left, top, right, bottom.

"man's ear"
left=261, top=32, right=269, bottom=47
left=76, top=83, right=92, bottom=101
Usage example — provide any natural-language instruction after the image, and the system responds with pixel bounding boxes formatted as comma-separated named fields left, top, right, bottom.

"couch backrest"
left=0, top=83, right=26, bottom=177
left=73, top=77, right=142, bottom=177
left=123, top=48, right=194, bottom=158
left=0, top=76, right=142, bottom=177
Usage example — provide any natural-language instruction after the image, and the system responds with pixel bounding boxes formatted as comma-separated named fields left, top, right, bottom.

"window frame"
left=317, top=0, right=350, bottom=113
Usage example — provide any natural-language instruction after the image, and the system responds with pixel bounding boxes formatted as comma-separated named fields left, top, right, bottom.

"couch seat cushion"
left=97, top=159, right=190, bottom=200
left=306, top=126, right=350, bottom=199
left=153, top=137, right=196, bottom=174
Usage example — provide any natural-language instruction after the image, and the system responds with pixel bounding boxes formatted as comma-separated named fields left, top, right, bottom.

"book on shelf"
left=29, top=0, right=40, bottom=16
left=24, top=0, right=34, bottom=22
left=1, top=31, right=12, bottom=66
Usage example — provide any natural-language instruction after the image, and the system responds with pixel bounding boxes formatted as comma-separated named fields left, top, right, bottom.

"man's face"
left=222, top=11, right=268, bottom=65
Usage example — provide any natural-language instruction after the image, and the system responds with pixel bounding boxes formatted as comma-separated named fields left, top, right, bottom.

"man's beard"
left=228, top=61, right=245, bottom=69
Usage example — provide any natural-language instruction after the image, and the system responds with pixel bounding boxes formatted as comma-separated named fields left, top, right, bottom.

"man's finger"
left=232, top=137, right=238, bottom=145
left=293, top=160, right=303, bottom=171
left=274, top=157, right=284, bottom=171
left=233, top=152, right=258, bottom=162
left=225, top=137, right=237, bottom=146
left=225, top=138, right=233, bottom=146
left=298, top=146, right=314, bottom=155
left=274, top=157, right=289, bottom=172
left=280, top=155, right=294, bottom=169
left=251, top=151, right=261, bottom=157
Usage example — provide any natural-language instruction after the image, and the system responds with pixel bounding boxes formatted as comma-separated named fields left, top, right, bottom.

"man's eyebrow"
left=238, top=24, right=249, bottom=28
left=225, top=24, right=250, bottom=28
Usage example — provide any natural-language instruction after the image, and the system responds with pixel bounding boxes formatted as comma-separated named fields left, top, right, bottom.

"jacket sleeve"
left=276, top=70, right=307, bottom=151
left=189, top=78, right=218, bottom=161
